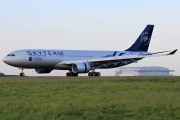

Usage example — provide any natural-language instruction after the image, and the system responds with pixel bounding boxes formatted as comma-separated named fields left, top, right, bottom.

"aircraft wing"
left=59, top=49, right=177, bottom=68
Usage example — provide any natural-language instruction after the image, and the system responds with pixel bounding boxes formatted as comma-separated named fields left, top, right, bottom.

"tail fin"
left=126, top=25, right=154, bottom=51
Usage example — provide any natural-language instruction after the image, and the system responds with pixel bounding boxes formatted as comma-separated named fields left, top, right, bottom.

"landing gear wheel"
left=92, top=72, right=96, bottom=76
left=20, top=73, right=25, bottom=76
left=96, top=72, right=101, bottom=76
left=66, top=72, right=78, bottom=77
left=88, top=72, right=91, bottom=76
left=70, top=72, right=73, bottom=76
left=66, top=73, right=69, bottom=76
left=74, top=73, right=78, bottom=76
left=19, top=67, right=25, bottom=77
left=88, top=72, right=101, bottom=76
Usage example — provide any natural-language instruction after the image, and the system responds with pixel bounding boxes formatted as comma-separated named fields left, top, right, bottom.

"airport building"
left=115, top=66, right=174, bottom=76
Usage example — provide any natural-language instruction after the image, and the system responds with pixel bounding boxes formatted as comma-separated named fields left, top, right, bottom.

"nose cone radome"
left=2, top=56, right=14, bottom=65
left=2, top=57, right=8, bottom=63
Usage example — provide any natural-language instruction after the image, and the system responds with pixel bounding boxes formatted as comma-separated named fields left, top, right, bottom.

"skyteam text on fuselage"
left=2, top=25, right=177, bottom=76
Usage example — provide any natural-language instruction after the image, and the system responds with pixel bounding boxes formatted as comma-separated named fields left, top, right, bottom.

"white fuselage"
left=3, top=49, right=148, bottom=70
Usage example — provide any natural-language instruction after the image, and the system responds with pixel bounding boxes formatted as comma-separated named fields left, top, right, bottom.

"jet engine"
left=35, top=68, right=52, bottom=74
left=72, top=63, right=91, bottom=73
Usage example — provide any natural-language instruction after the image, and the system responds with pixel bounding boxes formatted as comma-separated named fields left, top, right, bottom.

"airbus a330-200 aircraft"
left=2, top=25, right=177, bottom=76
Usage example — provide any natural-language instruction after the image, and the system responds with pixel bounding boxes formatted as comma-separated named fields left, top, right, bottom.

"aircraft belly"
left=15, top=60, right=59, bottom=68
left=53, top=64, right=71, bottom=70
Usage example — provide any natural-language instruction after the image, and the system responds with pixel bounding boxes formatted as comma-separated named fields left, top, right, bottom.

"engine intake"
left=35, top=68, right=52, bottom=74
left=72, top=63, right=91, bottom=73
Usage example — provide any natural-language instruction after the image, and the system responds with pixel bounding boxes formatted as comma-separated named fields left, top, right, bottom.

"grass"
left=0, top=76, right=180, bottom=120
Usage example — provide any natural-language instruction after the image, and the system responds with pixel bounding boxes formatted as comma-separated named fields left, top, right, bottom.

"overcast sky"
left=0, top=0, right=180, bottom=76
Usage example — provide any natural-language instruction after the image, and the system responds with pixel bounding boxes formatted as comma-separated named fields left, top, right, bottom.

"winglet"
left=167, top=49, right=178, bottom=55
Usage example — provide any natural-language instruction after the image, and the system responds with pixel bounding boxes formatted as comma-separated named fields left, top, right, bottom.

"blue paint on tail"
left=126, top=25, right=154, bottom=52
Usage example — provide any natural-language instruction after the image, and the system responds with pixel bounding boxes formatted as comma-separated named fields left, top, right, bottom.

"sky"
left=0, top=0, right=180, bottom=76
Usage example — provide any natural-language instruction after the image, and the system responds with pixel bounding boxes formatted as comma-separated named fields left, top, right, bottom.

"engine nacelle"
left=72, top=63, right=91, bottom=73
left=35, top=68, right=52, bottom=74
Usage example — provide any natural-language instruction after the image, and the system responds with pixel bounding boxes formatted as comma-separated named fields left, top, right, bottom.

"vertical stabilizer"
left=126, top=25, right=154, bottom=51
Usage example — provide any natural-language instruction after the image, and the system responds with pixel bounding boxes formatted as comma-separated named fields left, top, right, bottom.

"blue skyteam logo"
left=141, top=32, right=150, bottom=45
left=29, top=57, right=33, bottom=61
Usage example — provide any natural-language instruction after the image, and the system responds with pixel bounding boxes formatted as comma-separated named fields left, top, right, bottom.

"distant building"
left=115, top=66, right=174, bottom=76
left=0, top=73, right=5, bottom=76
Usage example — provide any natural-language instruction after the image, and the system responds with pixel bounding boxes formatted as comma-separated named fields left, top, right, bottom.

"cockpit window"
left=7, top=54, right=15, bottom=57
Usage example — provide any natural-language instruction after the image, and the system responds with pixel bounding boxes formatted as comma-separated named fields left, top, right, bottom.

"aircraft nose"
left=2, top=57, right=9, bottom=63
left=2, top=56, right=14, bottom=65
left=2, top=55, right=19, bottom=66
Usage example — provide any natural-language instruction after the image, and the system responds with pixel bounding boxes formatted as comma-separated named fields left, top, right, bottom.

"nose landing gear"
left=19, top=67, right=25, bottom=76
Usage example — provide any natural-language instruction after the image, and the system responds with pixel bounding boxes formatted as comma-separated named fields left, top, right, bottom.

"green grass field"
left=0, top=76, right=180, bottom=120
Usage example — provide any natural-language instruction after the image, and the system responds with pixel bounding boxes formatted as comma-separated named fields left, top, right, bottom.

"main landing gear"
left=19, top=67, right=25, bottom=76
left=88, top=72, right=101, bottom=76
left=88, top=67, right=101, bottom=76
left=66, top=71, right=101, bottom=77
left=66, top=72, right=78, bottom=76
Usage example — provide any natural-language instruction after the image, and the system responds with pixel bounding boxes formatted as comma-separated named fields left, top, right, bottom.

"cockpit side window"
left=7, top=54, right=15, bottom=57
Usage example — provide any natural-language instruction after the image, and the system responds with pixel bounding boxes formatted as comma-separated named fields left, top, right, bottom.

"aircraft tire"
left=74, top=73, right=78, bottom=76
left=20, top=73, right=25, bottom=76
left=96, top=72, right=101, bottom=76
left=67, top=72, right=78, bottom=77
left=91, top=72, right=95, bottom=76
left=88, top=72, right=91, bottom=76
left=88, top=72, right=100, bottom=76
left=66, top=73, right=69, bottom=76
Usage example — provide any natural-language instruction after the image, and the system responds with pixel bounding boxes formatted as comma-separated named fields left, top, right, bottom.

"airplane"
left=2, top=25, right=177, bottom=77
